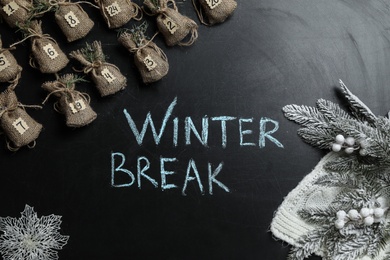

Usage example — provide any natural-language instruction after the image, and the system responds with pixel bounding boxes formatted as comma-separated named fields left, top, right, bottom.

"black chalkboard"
left=1, top=0, right=390, bottom=259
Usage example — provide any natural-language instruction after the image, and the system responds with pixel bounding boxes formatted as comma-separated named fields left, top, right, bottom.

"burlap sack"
left=29, top=20, right=69, bottom=73
left=144, top=0, right=198, bottom=46
left=69, top=41, right=126, bottom=96
left=0, top=0, right=32, bottom=28
left=194, top=0, right=236, bottom=25
left=0, top=38, right=21, bottom=82
left=96, top=0, right=142, bottom=29
left=118, top=32, right=169, bottom=84
left=42, top=74, right=97, bottom=127
left=55, top=2, right=94, bottom=42
left=0, top=87, right=42, bottom=150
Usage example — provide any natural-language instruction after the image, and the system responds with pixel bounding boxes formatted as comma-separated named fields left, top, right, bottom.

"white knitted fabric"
left=271, top=152, right=389, bottom=260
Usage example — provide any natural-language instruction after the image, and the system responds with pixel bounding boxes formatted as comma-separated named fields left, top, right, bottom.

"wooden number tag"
left=163, top=17, right=178, bottom=35
left=43, top=44, right=59, bottom=60
left=101, top=68, right=116, bottom=83
left=3, top=1, right=19, bottom=16
left=12, top=117, right=29, bottom=135
left=105, top=2, right=121, bottom=17
left=64, top=11, right=80, bottom=28
left=143, top=55, right=157, bottom=71
left=205, top=0, right=221, bottom=9
left=69, top=99, right=86, bottom=114
left=0, top=54, right=10, bottom=72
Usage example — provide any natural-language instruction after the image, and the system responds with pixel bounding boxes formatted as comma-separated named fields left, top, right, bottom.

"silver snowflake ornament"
left=0, top=205, right=69, bottom=260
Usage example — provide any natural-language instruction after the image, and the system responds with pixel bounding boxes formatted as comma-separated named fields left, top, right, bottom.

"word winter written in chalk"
left=111, top=97, right=284, bottom=195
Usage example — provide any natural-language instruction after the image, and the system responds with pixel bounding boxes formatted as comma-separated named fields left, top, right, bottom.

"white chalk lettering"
left=161, top=157, right=178, bottom=191
left=182, top=159, right=204, bottom=196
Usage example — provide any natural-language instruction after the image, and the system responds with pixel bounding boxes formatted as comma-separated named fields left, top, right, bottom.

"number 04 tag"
left=205, top=0, right=221, bottom=9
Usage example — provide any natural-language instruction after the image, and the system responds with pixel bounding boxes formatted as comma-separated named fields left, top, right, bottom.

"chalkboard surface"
left=1, top=0, right=390, bottom=259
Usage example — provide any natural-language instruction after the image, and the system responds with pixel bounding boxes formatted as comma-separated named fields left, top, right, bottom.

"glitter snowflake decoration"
left=0, top=205, right=69, bottom=260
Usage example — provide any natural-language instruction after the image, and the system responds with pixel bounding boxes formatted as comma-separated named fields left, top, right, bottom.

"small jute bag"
left=27, top=20, right=69, bottom=73
left=54, top=1, right=95, bottom=42
left=0, top=0, right=32, bottom=28
left=0, top=38, right=21, bottom=82
left=42, top=74, right=97, bottom=127
left=192, top=0, right=236, bottom=25
left=118, top=31, right=169, bottom=84
left=70, top=41, right=126, bottom=97
left=0, top=74, right=42, bottom=151
left=143, top=0, right=198, bottom=47
left=95, top=0, right=142, bottom=29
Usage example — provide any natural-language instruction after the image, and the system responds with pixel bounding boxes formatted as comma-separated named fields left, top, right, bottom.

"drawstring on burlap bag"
left=118, top=25, right=169, bottom=84
left=95, top=0, right=142, bottom=29
left=192, top=0, right=236, bottom=26
left=0, top=37, right=21, bottom=83
left=143, top=0, right=198, bottom=47
left=30, top=0, right=96, bottom=42
left=0, top=72, right=42, bottom=151
left=42, top=74, right=97, bottom=127
left=70, top=41, right=127, bottom=97
left=11, top=20, right=69, bottom=73
left=0, top=0, right=32, bottom=28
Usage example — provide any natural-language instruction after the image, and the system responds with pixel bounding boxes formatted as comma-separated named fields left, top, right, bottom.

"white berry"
left=335, top=219, right=345, bottom=229
left=364, top=216, right=374, bottom=226
left=359, top=140, right=368, bottom=149
left=348, top=209, right=360, bottom=220
left=332, top=143, right=342, bottom=152
left=345, top=137, right=355, bottom=146
left=359, top=149, right=367, bottom=156
left=336, top=210, right=347, bottom=220
left=374, top=208, right=385, bottom=218
left=345, top=147, right=354, bottom=154
left=335, top=134, right=345, bottom=144
left=360, top=208, right=370, bottom=218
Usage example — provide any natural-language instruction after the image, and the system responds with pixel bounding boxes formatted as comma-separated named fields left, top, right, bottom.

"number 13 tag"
left=205, top=0, right=221, bottom=9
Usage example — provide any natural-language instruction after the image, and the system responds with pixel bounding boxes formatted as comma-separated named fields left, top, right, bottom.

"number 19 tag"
left=12, top=117, right=29, bottom=135
left=205, top=0, right=221, bottom=9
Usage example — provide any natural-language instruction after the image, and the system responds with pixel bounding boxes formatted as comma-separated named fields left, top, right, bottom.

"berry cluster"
left=335, top=207, right=386, bottom=229
left=331, top=134, right=368, bottom=156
